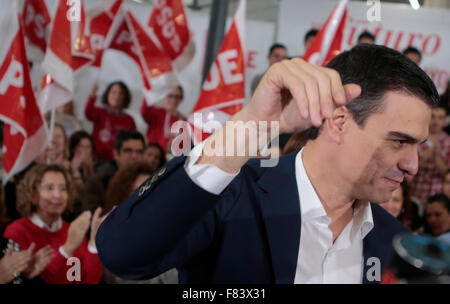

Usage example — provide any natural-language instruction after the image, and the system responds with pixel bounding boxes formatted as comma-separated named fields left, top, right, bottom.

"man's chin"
left=367, top=190, right=393, bottom=204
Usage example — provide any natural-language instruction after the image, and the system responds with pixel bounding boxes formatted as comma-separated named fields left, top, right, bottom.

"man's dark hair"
left=269, top=43, right=286, bottom=56
left=427, top=193, right=450, bottom=212
left=101, top=81, right=132, bottom=109
left=357, top=31, right=375, bottom=43
left=304, top=28, right=319, bottom=44
left=403, top=46, right=422, bottom=62
left=114, top=130, right=145, bottom=152
left=308, top=44, right=439, bottom=140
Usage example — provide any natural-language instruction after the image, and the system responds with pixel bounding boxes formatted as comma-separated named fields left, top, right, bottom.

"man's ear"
left=324, top=106, right=350, bottom=144
left=113, top=149, right=120, bottom=161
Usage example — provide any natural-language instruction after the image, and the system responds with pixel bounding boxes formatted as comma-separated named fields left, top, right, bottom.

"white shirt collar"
left=295, top=148, right=374, bottom=238
left=30, top=213, right=63, bottom=232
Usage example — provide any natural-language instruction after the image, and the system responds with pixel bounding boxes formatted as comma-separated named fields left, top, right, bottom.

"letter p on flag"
left=0, top=2, right=48, bottom=184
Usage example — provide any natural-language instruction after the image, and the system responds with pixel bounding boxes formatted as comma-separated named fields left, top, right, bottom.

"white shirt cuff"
left=88, top=242, right=98, bottom=254
left=184, top=141, right=239, bottom=195
left=59, top=246, right=71, bottom=259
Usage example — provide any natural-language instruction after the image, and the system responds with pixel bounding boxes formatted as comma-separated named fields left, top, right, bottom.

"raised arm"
left=84, top=84, right=102, bottom=123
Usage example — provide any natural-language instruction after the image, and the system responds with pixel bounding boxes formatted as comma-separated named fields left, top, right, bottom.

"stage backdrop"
left=23, top=0, right=275, bottom=135
left=277, top=0, right=450, bottom=94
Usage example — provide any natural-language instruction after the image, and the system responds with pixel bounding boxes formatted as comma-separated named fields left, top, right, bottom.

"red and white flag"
left=303, top=0, right=348, bottom=66
left=148, top=0, right=195, bottom=71
left=189, top=0, right=246, bottom=144
left=0, top=2, right=48, bottom=183
left=84, top=0, right=124, bottom=68
left=126, top=11, right=178, bottom=105
left=106, top=10, right=153, bottom=98
left=106, top=9, right=178, bottom=105
left=41, top=0, right=95, bottom=92
left=21, top=0, right=51, bottom=62
left=37, top=73, right=72, bottom=114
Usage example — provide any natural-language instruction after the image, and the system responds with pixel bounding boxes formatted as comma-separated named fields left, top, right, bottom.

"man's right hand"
left=197, top=58, right=361, bottom=173
left=242, top=58, right=361, bottom=134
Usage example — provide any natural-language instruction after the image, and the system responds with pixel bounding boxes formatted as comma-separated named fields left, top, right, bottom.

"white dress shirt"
left=29, top=213, right=98, bottom=258
left=185, top=145, right=374, bottom=284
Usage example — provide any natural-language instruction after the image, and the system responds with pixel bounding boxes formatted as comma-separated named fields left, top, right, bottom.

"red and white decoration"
left=21, top=0, right=51, bottom=62
left=0, top=2, right=48, bottom=183
left=189, top=0, right=246, bottom=144
left=106, top=9, right=178, bottom=105
left=41, top=0, right=95, bottom=93
left=303, top=0, right=348, bottom=66
left=148, top=0, right=195, bottom=72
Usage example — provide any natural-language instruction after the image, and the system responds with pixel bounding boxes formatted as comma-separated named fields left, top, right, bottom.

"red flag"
left=189, top=0, right=246, bottom=144
left=0, top=2, right=48, bottom=183
left=303, top=0, right=348, bottom=67
left=87, top=0, right=124, bottom=67
left=106, top=11, right=152, bottom=94
left=42, top=0, right=95, bottom=92
left=126, top=11, right=178, bottom=105
left=148, top=0, right=195, bottom=71
left=21, top=0, right=51, bottom=62
left=106, top=10, right=178, bottom=105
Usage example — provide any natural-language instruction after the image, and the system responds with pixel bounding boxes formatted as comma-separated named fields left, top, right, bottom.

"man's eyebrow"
left=388, top=131, right=425, bottom=144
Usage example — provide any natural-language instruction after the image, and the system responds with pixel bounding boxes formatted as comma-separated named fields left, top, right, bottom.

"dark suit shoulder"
left=369, top=203, right=409, bottom=245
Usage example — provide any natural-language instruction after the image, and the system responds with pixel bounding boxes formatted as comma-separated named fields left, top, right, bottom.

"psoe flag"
left=148, top=0, right=195, bottom=72
left=188, top=0, right=246, bottom=145
left=21, top=0, right=51, bottom=62
left=126, top=11, right=178, bottom=106
left=41, top=0, right=95, bottom=93
left=0, top=2, right=48, bottom=183
left=303, top=0, right=348, bottom=66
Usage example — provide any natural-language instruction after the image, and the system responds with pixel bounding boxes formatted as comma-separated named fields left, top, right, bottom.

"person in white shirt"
left=96, top=44, right=440, bottom=284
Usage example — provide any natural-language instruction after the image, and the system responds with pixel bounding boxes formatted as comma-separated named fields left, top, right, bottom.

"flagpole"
left=47, top=106, right=56, bottom=165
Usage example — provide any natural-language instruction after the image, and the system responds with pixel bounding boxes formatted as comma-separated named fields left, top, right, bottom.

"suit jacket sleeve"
left=96, top=155, right=241, bottom=280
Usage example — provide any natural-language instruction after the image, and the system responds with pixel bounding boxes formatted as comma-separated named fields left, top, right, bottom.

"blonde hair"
left=16, top=164, right=75, bottom=217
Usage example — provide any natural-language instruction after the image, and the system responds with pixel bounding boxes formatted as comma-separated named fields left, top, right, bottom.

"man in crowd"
left=77, top=130, right=146, bottom=215
left=357, top=31, right=375, bottom=44
left=303, top=28, right=318, bottom=53
left=96, top=130, right=146, bottom=187
left=97, top=44, right=439, bottom=284
left=250, top=43, right=287, bottom=94
left=403, top=46, right=422, bottom=65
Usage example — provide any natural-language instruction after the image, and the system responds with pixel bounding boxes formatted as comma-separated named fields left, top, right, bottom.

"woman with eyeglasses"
left=140, top=86, right=187, bottom=154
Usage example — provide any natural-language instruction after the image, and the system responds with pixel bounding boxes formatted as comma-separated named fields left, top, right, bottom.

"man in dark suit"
left=96, top=45, right=439, bottom=283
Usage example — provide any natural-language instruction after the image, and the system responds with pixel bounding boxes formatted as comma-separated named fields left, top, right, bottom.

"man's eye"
left=393, top=140, right=405, bottom=147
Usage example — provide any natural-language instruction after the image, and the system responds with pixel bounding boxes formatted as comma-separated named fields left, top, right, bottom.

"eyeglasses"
left=120, top=148, right=144, bottom=155
left=167, top=94, right=182, bottom=100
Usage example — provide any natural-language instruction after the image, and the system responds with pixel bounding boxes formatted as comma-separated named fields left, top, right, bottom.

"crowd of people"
left=0, top=28, right=449, bottom=284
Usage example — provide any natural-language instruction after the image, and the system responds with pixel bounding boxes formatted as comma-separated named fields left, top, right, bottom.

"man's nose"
left=398, top=146, right=419, bottom=176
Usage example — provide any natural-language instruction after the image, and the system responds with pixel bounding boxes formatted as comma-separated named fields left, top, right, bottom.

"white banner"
left=277, top=0, right=450, bottom=93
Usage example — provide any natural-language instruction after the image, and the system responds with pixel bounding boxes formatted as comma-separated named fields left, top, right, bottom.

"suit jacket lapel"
left=255, top=150, right=301, bottom=284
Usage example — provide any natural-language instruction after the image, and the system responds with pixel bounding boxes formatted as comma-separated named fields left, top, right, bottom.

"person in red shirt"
left=3, top=164, right=107, bottom=284
left=85, top=81, right=136, bottom=161
left=141, top=86, right=187, bottom=154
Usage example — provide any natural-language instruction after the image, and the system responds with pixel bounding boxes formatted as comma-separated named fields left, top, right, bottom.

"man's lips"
left=385, top=177, right=403, bottom=185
